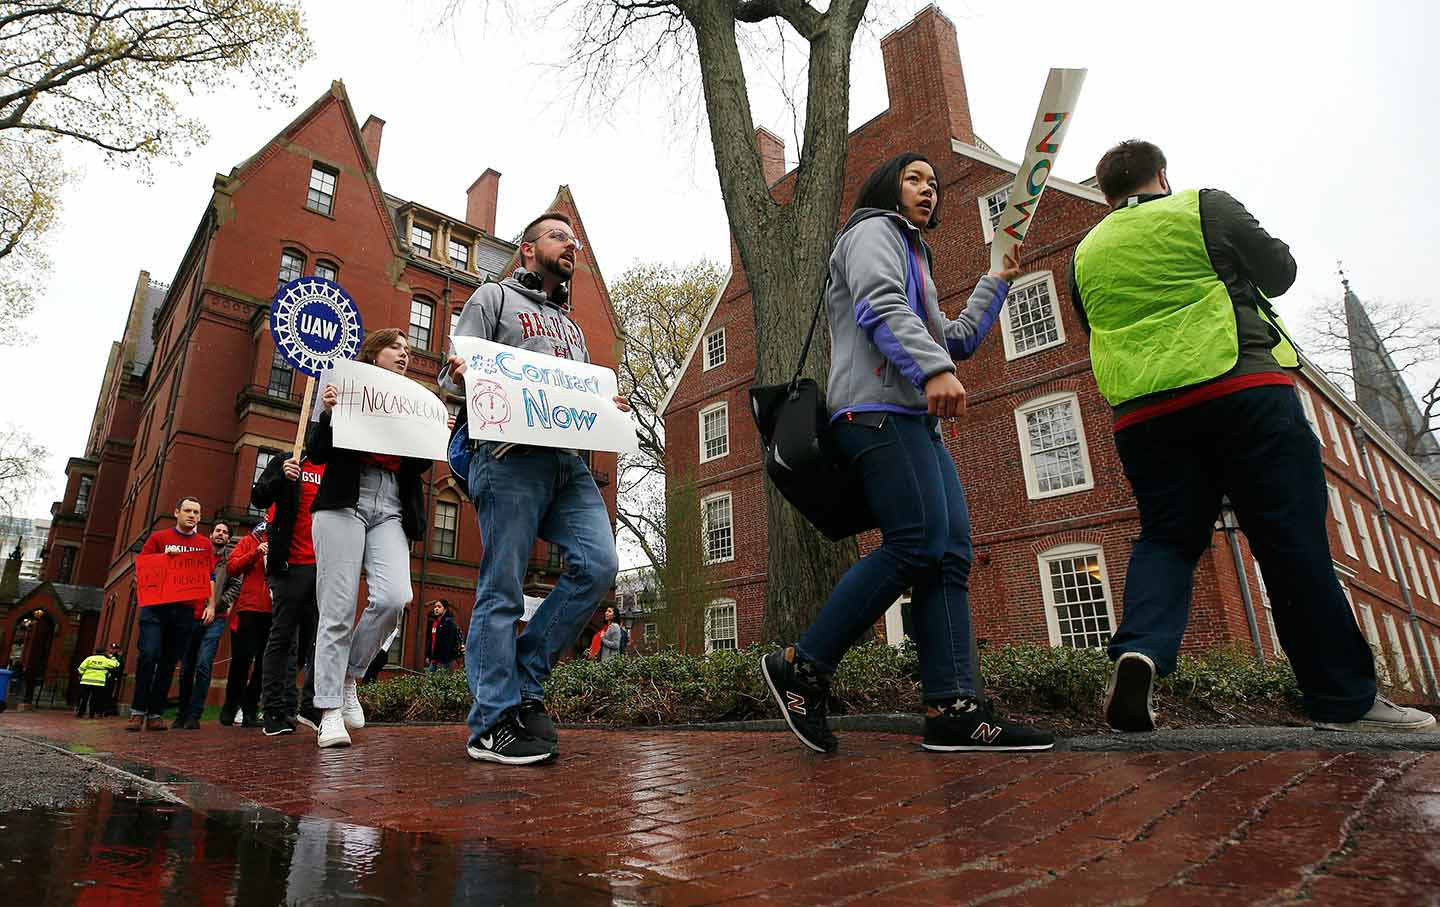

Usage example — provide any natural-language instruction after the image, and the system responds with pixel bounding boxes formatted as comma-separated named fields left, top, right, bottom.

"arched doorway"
left=9, top=608, right=58, bottom=704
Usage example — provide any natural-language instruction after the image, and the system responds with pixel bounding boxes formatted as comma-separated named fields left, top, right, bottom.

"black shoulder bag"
left=748, top=277, right=876, bottom=542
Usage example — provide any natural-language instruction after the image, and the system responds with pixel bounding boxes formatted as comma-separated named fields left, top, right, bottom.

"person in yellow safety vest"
left=75, top=647, right=119, bottom=719
left=1069, top=140, right=1434, bottom=736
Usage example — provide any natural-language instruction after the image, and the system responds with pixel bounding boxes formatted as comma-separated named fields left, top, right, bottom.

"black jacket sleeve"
left=1067, top=259, right=1090, bottom=335
left=305, top=410, right=334, bottom=465
left=1199, top=189, right=1297, bottom=299
left=250, top=455, right=289, bottom=510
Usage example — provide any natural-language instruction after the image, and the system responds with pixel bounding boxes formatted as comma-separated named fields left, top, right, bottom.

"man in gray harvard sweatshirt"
left=441, top=211, right=625, bottom=765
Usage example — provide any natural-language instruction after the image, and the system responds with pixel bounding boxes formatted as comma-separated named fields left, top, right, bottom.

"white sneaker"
left=341, top=677, right=365, bottom=730
left=317, top=709, right=351, bottom=748
left=1315, top=695, right=1437, bottom=732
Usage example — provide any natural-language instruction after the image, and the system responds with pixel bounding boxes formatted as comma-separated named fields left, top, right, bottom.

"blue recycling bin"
left=0, top=668, right=12, bottom=713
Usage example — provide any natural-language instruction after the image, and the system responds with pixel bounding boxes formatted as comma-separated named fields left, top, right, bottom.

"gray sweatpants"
left=311, top=466, right=412, bottom=710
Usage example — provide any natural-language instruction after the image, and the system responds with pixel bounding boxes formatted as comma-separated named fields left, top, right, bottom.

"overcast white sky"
left=6, top=0, right=1437, bottom=519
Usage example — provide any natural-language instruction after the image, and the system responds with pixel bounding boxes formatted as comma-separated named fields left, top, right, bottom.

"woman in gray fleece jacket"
left=761, top=152, right=1054, bottom=755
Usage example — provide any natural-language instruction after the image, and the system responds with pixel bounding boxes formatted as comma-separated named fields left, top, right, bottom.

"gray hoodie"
left=825, top=209, right=1010, bottom=422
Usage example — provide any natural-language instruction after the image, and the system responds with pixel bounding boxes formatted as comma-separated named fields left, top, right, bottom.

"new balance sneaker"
left=922, top=698, right=1055, bottom=752
left=341, top=678, right=365, bottom=730
left=317, top=709, right=351, bottom=748
left=466, top=712, right=556, bottom=765
left=1105, top=652, right=1158, bottom=732
left=1315, top=696, right=1437, bottom=733
left=296, top=704, right=323, bottom=732
left=263, top=713, right=294, bottom=737
left=518, top=699, right=559, bottom=744
left=761, top=647, right=838, bottom=753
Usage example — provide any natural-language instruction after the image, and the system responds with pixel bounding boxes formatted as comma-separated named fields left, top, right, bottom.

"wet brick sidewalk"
left=4, top=712, right=1438, bottom=905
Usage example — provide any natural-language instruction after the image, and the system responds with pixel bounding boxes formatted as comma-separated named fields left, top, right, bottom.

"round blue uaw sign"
left=268, top=277, right=363, bottom=377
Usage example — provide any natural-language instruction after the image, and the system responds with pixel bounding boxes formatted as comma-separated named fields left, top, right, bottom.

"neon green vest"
left=1073, top=189, right=1297, bottom=406
left=78, top=654, right=116, bottom=687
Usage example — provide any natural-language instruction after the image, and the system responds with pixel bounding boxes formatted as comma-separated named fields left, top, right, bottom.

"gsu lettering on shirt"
left=515, top=310, right=585, bottom=360
left=302, top=468, right=323, bottom=485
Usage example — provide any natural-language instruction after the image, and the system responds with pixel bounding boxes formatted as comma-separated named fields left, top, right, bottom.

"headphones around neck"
left=516, top=268, right=570, bottom=307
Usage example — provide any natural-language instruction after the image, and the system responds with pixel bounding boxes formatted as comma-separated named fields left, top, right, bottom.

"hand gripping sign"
left=328, top=359, right=451, bottom=461
left=451, top=335, right=640, bottom=455
left=268, top=277, right=365, bottom=457
left=990, top=68, right=1087, bottom=273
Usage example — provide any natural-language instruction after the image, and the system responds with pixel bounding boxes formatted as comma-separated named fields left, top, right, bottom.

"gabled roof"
left=13, top=579, right=104, bottom=614
left=950, top=139, right=1106, bottom=205
left=656, top=270, right=732, bottom=418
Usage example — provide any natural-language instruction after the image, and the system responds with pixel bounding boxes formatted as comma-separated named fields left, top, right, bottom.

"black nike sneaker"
left=761, top=647, right=838, bottom=753
left=466, top=711, right=556, bottom=765
left=922, top=698, right=1055, bottom=752
left=518, top=699, right=559, bottom=745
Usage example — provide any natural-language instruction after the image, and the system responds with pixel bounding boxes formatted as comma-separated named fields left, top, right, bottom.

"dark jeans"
left=262, top=565, right=318, bottom=719
left=177, top=618, right=225, bottom=720
left=1110, top=384, right=1377, bottom=722
left=797, top=413, right=977, bottom=702
left=222, top=612, right=272, bottom=720
left=75, top=686, right=102, bottom=717
left=131, top=603, right=195, bottom=717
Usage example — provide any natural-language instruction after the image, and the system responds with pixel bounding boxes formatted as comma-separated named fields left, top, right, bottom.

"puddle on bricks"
left=0, top=790, right=668, bottom=906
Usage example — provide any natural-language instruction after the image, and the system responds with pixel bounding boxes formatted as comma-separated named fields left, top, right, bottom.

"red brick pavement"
left=5, top=713, right=1438, bottom=905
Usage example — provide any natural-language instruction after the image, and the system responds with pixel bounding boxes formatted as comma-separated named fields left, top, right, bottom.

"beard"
left=536, top=249, right=574, bottom=282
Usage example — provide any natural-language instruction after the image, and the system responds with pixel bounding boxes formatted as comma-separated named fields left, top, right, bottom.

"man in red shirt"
left=128, top=496, right=217, bottom=732
left=252, top=455, right=325, bottom=737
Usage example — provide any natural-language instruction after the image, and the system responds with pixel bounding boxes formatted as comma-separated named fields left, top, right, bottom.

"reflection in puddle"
left=0, top=792, right=654, bottom=905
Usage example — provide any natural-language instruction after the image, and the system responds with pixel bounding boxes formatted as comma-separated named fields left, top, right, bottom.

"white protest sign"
left=327, top=359, right=451, bottom=460
left=452, top=335, right=639, bottom=455
left=990, top=68, right=1087, bottom=272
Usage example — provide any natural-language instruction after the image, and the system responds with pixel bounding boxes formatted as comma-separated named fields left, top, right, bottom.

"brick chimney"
left=879, top=5, right=975, bottom=145
left=1, top=543, right=19, bottom=602
left=466, top=168, right=501, bottom=234
left=755, top=127, right=787, bottom=186
left=360, top=115, right=385, bottom=168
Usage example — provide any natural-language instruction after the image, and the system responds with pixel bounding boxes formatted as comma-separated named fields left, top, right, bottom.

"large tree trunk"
left=684, top=0, right=868, bottom=644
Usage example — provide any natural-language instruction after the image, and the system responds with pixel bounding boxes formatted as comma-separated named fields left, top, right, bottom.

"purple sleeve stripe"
left=947, top=279, right=1009, bottom=360
left=854, top=295, right=885, bottom=340
left=874, top=322, right=928, bottom=387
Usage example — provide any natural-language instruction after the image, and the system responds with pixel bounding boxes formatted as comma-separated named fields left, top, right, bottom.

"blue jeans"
left=798, top=413, right=977, bottom=702
left=1110, top=384, right=1376, bottom=722
left=131, top=603, right=195, bottom=717
left=180, top=618, right=226, bottom=719
left=465, top=445, right=619, bottom=738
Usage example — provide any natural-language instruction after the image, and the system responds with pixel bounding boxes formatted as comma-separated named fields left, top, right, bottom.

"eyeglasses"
left=526, top=229, right=583, bottom=251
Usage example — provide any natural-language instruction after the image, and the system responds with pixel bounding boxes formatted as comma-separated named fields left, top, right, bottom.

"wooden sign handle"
left=293, top=374, right=316, bottom=459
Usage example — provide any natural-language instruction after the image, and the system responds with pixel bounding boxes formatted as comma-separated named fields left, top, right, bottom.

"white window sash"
left=1351, top=501, right=1379, bottom=570
left=1016, top=392, right=1094, bottom=500
left=1372, top=515, right=1397, bottom=579
left=1322, top=409, right=1348, bottom=462
left=1000, top=272, right=1066, bottom=360
left=1326, top=485, right=1358, bottom=558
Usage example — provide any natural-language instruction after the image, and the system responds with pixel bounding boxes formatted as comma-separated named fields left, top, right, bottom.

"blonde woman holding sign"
left=306, top=328, right=431, bottom=748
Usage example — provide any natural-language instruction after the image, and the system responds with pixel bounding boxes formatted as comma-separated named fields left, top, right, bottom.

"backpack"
left=447, top=290, right=507, bottom=495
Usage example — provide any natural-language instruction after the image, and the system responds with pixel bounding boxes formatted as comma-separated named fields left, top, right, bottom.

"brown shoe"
left=126, top=715, right=145, bottom=732
left=144, top=716, right=169, bottom=731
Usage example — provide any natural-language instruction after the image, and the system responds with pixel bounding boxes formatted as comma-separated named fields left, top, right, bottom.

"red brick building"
left=660, top=6, right=1440, bottom=701
left=30, top=81, right=621, bottom=702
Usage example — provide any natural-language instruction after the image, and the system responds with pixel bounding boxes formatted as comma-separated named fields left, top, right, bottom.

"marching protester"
left=100, top=642, right=124, bottom=717
left=220, top=522, right=273, bottom=728
left=1069, top=140, right=1435, bottom=734
left=74, top=647, right=119, bottom=718
left=441, top=211, right=626, bottom=765
left=308, top=329, right=431, bottom=749
left=173, top=519, right=235, bottom=729
left=760, top=153, right=1054, bottom=754
left=128, top=496, right=216, bottom=732
left=425, top=600, right=461, bottom=672
left=252, top=453, right=325, bottom=738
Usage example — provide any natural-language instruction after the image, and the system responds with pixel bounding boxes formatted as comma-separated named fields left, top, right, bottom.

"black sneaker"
left=296, top=704, right=323, bottom=732
left=1105, top=652, right=1158, bottom=732
left=263, top=713, right=294, bottom=737
left=922, top=698, right=1055, bottom=752
left=518, top=699, right=558, bottom=744
left=218, top=708, right=236, bottom=727
left=761, top=647, right=838, bottom=753
left=181, top=716, right=201, bottom=730
left=466, top=711, right=556, bottom=765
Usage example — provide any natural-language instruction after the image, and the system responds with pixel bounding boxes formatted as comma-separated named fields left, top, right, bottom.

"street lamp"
left=1215, top=496, right=1267, bottom=665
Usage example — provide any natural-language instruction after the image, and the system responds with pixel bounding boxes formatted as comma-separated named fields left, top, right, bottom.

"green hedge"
left=358, top=641, right=1305, bottom=726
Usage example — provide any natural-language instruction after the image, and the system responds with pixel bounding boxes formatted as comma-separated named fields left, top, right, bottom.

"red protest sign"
left=135, top=552, right=212, bottom=606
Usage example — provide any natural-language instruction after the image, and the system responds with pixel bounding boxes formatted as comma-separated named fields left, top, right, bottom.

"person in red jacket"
left=220, top=523, right=273, bottom=727
left=128, top=496, right=216, bottom=732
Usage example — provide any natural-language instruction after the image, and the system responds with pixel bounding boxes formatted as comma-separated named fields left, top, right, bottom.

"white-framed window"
left=1433, top=635, right=1440, bottom=680
left=1253, top=558, right=1283, bottom=657
left=643, top=622, right=657, bottom=642
left=1411, top=486, right=1430, bottom=531
left=409, top=298, right=434, bottom=350
left=1341, top=583, right=1359, bottom=627
left=1419, top=548, right=1439, bottom=603
left=702, top=493, right=734, bottom=564
left=1038, top=544, right=1114, bottom=649
left=411, top=224, right=434, bottom=256
left=1295, top=387, right=1323, bottom=444
left=1372, top=514, right=1397, bottom=579
left=1381, top=612, right=1413, bottom=690
left=1373, top=451, right=1396, bottom=501
left=1400, top=535, right=1426, bottom=599
left=1395, top=470, right=1412, bottom=514
left=699, top=402, right=729, bottom=463
left=704, top=599, right=738, bottom=652
left=703, top=328, right=727, bottom=370
left=277, top=250, right=305, bottom=289
left=306, top=164, right=337, bottom=216
left=75, top=476, right=93, bottom=516
left=1355, top=599, right=1388, bottom=683
left=448, top=239, right=469, bottom=270
left=1426, top=498, right=1440, bottom=538
left=315, top=260, right=338, bottom=283
left=1016, top=392, right=1094, bottom=499
left=431, top=500, right=458, bottom=559
left=977, top=185, right=1011, bottom=243
left=1322, top=408, right=1348, bottom=463
left=1343, top=425, right=1362, bottom=469
left=267, top=349, right=294, bottom=398
left=1000, top=272, right=1065, bottom=359
left=1351, top=501, right=1379, bottom=571
left=1325, top=484, right=1359, bottom=559
left=250, top=450, right=278, bottom=515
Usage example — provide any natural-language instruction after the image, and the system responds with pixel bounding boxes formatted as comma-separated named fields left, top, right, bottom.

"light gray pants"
left=311, top=467, right=412, bottom=709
